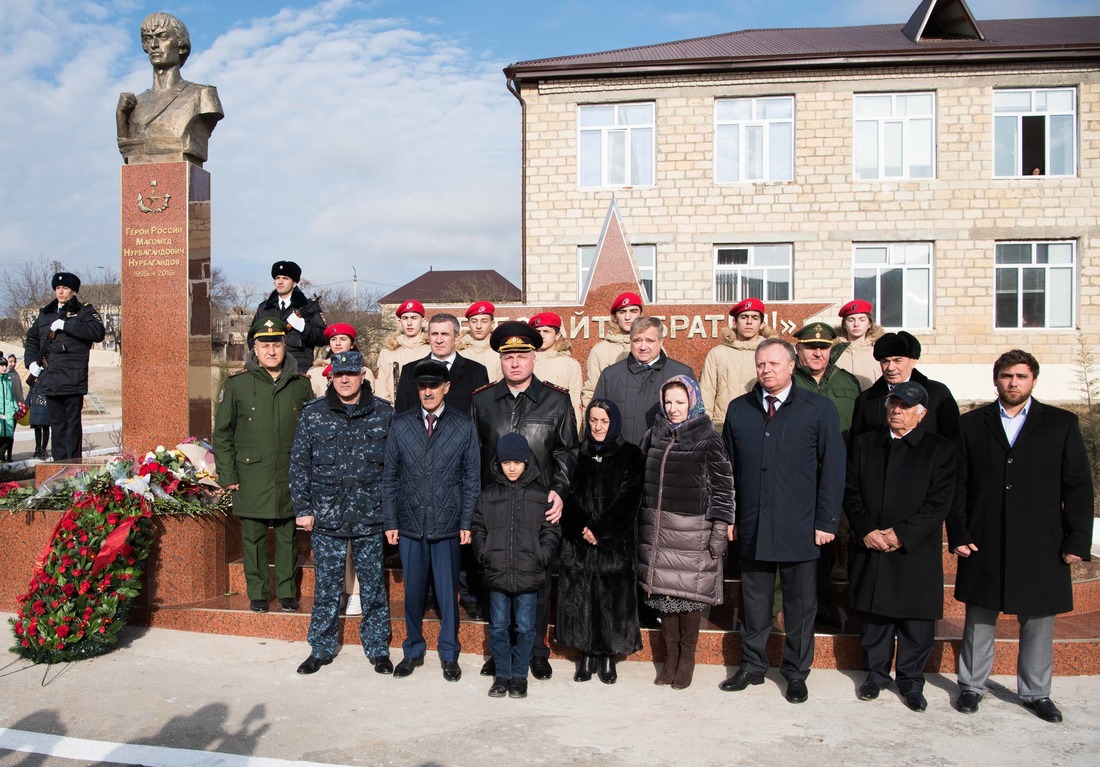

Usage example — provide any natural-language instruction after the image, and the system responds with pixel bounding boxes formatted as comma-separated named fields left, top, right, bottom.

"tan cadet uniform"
left=457, top=332, right=502, bottom=383
left=833, top=330, right=882, bottom=392
left=534, top=336, right=583, bottom=421
left=699, top=328, right=771, bottom=431
left=581, top=326, right=632, bottom=407
left=374, top=331, right=427, bottom=403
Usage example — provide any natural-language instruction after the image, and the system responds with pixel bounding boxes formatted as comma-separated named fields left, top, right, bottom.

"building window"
left=715, top=97, right=794, bottom=183
left=713, top=244, right=791, bottom=303
left=578, top=103, right=654, bottom=187
left=853, top=92, right=935, bottom=180
left=579, top=244, right=656, bottom=303
left=995, top=241, right=1075, bottom=329
left=852, top=243, right=932, bottom=329
left=994, top=88, right=1076, bottom=177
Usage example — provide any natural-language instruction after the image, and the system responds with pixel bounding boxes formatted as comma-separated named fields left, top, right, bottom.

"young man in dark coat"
left=845, top=382, right=957, bottom=712
left=850, top=331, right=960, bottom=442
left=720, top=338, right=845, bottom=704
left=948, top=349, right=1094, bottom=723
left=251, top=260, right=326, bottom=373
left=394, top=313, right=489, bottom=415
left=290, top=351, right=394, bottom=675
left=383, top=360, right=481, bottom=682
left=23, top=272, right=106, bottom=460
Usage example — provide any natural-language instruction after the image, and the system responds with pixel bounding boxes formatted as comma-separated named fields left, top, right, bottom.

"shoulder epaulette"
left=472, top=381, right=497, bottom=395
left=228, top=368, right=248, bottom=377
left=542, top=380, right=570, bottom=395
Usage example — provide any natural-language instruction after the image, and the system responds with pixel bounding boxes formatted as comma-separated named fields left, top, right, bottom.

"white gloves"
left=50, top=319, right=65, bottom=332
left=29, top=362, right=43, bottom=376
left=286, top=314, right=306, bottom=332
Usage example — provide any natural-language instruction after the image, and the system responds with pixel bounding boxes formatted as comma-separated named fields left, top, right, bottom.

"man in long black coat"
left=850, top=331, right=960, bottom=442
left=395, top=313, right=488, bottom=415
left=947, top=349, right=1093, bottom=723
left=845, top=381, right=957, bottom=712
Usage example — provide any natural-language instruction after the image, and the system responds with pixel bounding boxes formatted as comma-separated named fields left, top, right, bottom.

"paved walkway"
left=0, top=615, right=1098, bottom=766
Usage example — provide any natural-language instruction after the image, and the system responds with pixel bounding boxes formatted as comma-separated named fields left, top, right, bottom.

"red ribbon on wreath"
left=91, top=500, right=153, bottom=577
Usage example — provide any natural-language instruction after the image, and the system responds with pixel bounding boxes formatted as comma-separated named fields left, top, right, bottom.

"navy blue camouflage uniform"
left=290, top=386, right=393, bottom=660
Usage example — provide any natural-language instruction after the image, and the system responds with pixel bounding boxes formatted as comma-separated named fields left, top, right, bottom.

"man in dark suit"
left=845, top=381, right=957, bottom=712
left=719, top=338, right=846, bottom=703
left=948, top=349, right=1094, bottom=723
left=395, top=313, right=489, bottom=414
left=850, top=331, right=960, bottom=442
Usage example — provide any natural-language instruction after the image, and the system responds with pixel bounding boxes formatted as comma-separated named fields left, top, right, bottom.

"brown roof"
left=379, top=269, right=521, bottom=305
left=505, top=15, right=1100, bottom=81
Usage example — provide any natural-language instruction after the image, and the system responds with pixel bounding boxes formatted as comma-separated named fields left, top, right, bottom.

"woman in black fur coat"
left=555, top=399, right=644, bottom=684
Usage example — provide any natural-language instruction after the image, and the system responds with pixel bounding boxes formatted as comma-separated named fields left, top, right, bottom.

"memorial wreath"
left=7, top=442, right=229, bottom=664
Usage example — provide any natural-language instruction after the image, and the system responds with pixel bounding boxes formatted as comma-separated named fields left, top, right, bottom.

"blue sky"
left=0, top=0, right=1092, bottom=301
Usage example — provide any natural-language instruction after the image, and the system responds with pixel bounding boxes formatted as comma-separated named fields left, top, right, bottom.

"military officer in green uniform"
left=793, top=320, right=862, bottom=626
left=214, top=318, right=314, bottom=612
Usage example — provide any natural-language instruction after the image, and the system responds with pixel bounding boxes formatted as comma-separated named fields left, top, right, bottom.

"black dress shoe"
left=488, top=677, right=509, bottom=697
left=574, top=654, right=595, bottom=682
left=786, top=679, right=809, bottom=704
left=369, top=656, right=393, bottom=674
left=597, top=656, right=617, bottom=684
left=441, top=660, right=462, bottom=682
left=462, top=601, right=485, bottom=621
left=480, top=658, right=496, bottom=676
left=858, top=681, right=882, bottom=701
left=530, top=656, right=553, bottom=680
left=249, top=599, right=269, bottom=613
left=719, top=669, right=765, bottom=692
left=1023, top=697, right=1063, bottom=723
left=956, top=691, right=982, bottom=714
left=279, top=597, right=298, bottom=612
left=509, top=677, right=528, bottom=698
left=904, top=691, right=928, bottom=712
left=392, top=656, right=424, bottom=678
left=296, top=655, right=332, bottom=674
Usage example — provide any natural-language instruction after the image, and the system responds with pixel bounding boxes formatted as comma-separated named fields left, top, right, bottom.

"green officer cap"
left=250, top=317, right=286, bottom=341
left=793, top=321, right=837, bottom=346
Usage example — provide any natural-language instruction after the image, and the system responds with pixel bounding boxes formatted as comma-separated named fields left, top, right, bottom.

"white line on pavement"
left=0, top=728, right=350, bottom=767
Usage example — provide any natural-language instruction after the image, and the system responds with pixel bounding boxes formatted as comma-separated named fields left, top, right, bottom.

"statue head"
left=140, top=12, right=191, bottom=68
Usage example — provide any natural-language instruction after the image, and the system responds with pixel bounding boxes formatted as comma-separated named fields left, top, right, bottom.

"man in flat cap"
left=845, top=381, right=957, bottom=712
left=24, top=272, right=105, bottom=460
left=701, top=297, right=772, bottom=432
left=214, top=318, right=313, bottom=613
left=290, top=350, right=395, bottom=675
left=375, top=299, right=429, bottom=403
left=251, top=261, right=326, bottom=374
left=383, top=359, right=481, bottom=681
left=582, top=292, right=643, bottom=408
left=471, top=321, right=578, bottom=680
left=850, top=331, right=960, bottom=442
left=457, top=301, right=501, bottom=383
left=395, top=313, right=488, bottom=416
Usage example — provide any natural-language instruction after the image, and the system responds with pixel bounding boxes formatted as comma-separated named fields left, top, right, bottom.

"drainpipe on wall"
left=506, top=76, right=527, bottom=304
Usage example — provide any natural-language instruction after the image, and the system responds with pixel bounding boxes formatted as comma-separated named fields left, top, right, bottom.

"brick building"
left=503, top=0, right=1100, bottom=399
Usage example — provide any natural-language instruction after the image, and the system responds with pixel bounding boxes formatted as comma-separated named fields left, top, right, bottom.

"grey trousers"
left=958, top=604, right=1055, bottom=702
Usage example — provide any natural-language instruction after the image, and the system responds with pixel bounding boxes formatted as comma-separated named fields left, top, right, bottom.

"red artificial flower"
left=61, top=583, right=75, bottom=597
left=31, top=600, right=46, bottom=615
left=106, top=513, right=120, bottom=526
left=13, top=622, right=23, bottom=635
left=83, top=607, right=94, bottom=619
left=56, top=625, right=70, bottom=638
left=78, top=580, right=91, bottom=595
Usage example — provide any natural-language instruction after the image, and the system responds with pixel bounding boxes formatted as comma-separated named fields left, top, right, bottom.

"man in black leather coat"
left=471, top=321, right=578, bottom=680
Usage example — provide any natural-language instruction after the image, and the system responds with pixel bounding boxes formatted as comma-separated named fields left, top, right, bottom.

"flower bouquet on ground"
left=9, top=440, right=229, bottom=664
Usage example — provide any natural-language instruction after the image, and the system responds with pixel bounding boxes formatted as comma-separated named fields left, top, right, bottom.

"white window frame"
left=579, top=244, right=656, bottom=303
left=852, top=243, right=933, bottom=329
left=853, top=92, right=936, bottom=180
left=994, top=240, right=1076, bottom=329
left=577, top=103, right=655, bottom=188
left=714, top=96, right=794, bottom=183
left=993, top=87, right=1077, bottom=178
left=713, top=244, right=792, bottom=303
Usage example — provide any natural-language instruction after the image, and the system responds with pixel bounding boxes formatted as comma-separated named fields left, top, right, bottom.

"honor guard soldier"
left=251, top=261, right=326, bottom=373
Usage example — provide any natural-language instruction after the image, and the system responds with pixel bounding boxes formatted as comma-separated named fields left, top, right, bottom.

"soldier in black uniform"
left=251, top=261, right=326, bottom=373
left=24, top=272, right=105, bottom=461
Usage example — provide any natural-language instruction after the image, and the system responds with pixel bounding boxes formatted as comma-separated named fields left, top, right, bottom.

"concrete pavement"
left=1, top=615, right=1098, bottom=766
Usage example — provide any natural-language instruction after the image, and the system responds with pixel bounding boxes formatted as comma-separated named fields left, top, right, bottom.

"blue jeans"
left=488, top=588, right=537, bottom=679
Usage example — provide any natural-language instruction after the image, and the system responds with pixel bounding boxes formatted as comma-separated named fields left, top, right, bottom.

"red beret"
left=465, top=301, right=496, bottom=319
left=730, top=298, right=766, bottom=318
left=610, top=292, right=643, bottom=313
left=395, top=300, right=425, bottom=318
left=324, top=322, right=357, bottom=340
left=839, top=299, right=874, bottom=318
left=528, top=311, right=562, bottom=330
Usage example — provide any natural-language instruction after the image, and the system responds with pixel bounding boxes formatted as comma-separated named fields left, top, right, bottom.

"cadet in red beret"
left=700, top=297, right=773, bottom=431
left=582, top=292, right=644, bottom=407
left=459, top=301, right=501, bottom=382
left=375, top=300, right=428, bottom=402
left=833, top=300, right=882, bottom=391
left=530, top=312, right=582, bottom=416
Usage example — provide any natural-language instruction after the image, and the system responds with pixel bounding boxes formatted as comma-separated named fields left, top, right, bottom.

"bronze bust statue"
left=117, top=13, right=224, bottom=167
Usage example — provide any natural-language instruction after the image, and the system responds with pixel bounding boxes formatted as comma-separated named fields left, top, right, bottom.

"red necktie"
left=766, top=395, right=779, bottom=418
left=426, top=413, right=437, bottom=438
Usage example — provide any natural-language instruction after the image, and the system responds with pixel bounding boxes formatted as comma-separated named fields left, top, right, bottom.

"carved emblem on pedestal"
left=137, top=179, right=171, bottom=214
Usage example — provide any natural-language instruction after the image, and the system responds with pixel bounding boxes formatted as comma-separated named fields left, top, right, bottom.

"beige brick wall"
left=518, top=62, right=1100, bottom=368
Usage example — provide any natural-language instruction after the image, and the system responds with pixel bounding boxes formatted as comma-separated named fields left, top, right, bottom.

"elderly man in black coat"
left=850, top=331, right=960, bottom=442
left=947, top=350, right=1094, bottom=723
left=720, top=338, right=846, bottom=704
left=845, top=381, right=957, bottom=712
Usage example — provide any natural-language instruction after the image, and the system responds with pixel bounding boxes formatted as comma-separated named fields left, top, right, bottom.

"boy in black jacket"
left=471, top=433, right=561, bottom=699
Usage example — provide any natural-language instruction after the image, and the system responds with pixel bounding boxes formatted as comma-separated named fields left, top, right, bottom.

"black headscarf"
left=583, top=398, right=622, bottom=452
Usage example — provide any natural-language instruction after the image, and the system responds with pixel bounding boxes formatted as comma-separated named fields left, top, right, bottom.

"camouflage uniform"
left=290, top=386, right=394, bottom=659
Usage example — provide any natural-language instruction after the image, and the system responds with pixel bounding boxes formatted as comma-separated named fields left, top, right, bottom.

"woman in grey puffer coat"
left=638, top=375, right=734, bottom=689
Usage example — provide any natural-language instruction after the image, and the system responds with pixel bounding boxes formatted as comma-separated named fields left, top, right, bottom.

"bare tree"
left=1, top=255, right=56, bottom=327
